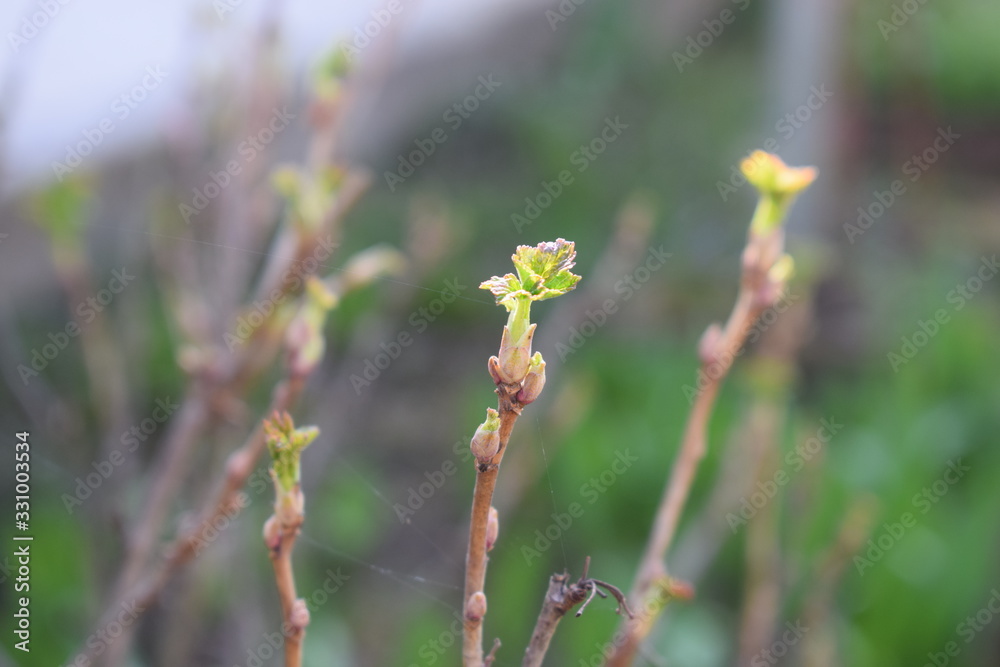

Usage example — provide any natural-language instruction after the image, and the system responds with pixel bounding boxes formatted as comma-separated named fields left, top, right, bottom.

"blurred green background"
left=1, top=0, right=999, bottom=666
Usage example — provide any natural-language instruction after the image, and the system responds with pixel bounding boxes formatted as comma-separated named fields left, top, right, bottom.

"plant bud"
left=496, top=323, right=536, bottom=385
left=697, top=323, right=723, bottom=366
left=290, top=598, right=311, bottom=629
left=740, top=151, right=817, bottom=235
left=263, top=515, right=281, bottom=550
left=470, top=408, right=501, bottom=461
left=516, top=352, right=546, bottom=405
left=664, top=577, right=695, bottom=601
left=486, top=506, right=499, bottom=551
left=768, top=253, right=794, bottom=285
left=487, top=356, right=504, bottom=385
left=466, top=591, right=487, bottom=622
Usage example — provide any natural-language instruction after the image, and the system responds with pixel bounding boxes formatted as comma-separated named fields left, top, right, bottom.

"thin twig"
left=133, top=374, right=305, bottom=608
left=607, top=278, right=768, bottom=666
left=484, top=638, right=502, bottom=666
left=464, top=239, right=581, bottom=664
left=81, top=180, right=366, bottom=664
left=268, top=502, right=308, bottom=667
left=607, top=150, right=816, bottom=662
left=463, top=381, right=523, bottom=665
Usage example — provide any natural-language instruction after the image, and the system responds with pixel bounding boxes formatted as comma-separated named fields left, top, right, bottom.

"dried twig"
left=523, top=557, right=633, bottom=667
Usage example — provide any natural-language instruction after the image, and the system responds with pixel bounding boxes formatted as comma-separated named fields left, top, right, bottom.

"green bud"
left=740, top=151, right=817, bottom=235
left=481, top=240, right=580, bottom=381
left=470, top=408, right=501, bottom=461
left=480, top=238, right=581, bottom=308
left=286, top=277, right=337, bottom=376
left=263, top=412, right=319, bottom=496
left=272, top=166, right=343, bottom=231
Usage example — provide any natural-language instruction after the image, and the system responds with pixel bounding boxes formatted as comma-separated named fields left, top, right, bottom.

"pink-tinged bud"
left=697, top=324, right=723, bottom=366
left=516, top=352, right=546, bottom=405
left=226, top=448, right=255, bottom=485
left=263, top=515, right=281, bottom=550
left=466, top=591, right=487, bottom=622
left=471, top=408, right=501, bottom=462
left=290, top=598, right=311, bottom=629
left=496, top=323, right=536, bottom=385
left=488, top=356, right=503, bottom=385
left=486, top=506, right=499, bottom=551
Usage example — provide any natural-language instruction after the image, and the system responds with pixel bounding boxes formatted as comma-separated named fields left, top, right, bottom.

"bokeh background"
left=1, top=0, right=999, bottom=665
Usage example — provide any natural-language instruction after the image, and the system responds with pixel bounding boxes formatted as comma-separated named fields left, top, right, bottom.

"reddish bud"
left=697, top=323, right=723, bottom=366
left=263, top=515, right=281, bottom=550
left=486, top=506, right=499, bottom=552
left=516, top=352, right=546, bottom=405
left=466, top=591, right=487, bottom=622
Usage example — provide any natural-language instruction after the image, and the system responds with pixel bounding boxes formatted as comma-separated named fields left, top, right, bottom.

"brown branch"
left=523, top=558, right=633, bottom=667
left=74, top=47, right=371, bottom=665
left=133, top=374, right=305, bottom=608
left=608, top=256, right=774, bottom=666
left=82, top=207, right=360, bottom=665
left=267, top=497, right=308, bottom=667
left=463, top=381, right=523, bottom=665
